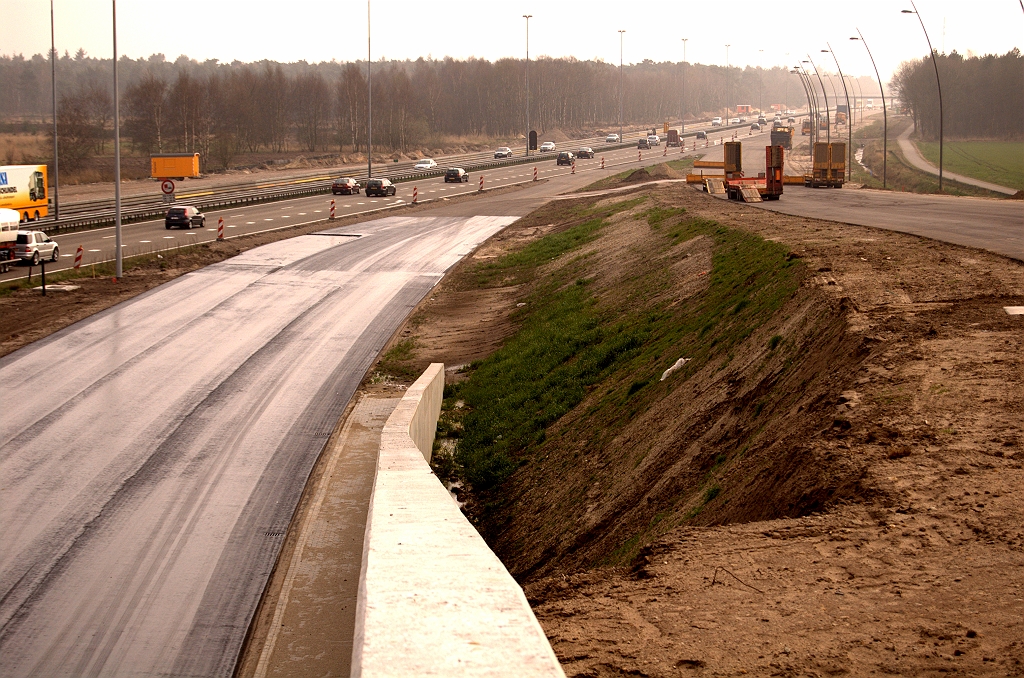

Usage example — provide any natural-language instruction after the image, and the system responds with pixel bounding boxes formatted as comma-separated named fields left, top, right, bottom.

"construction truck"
left=801, top=120, right=811, bottom=136
left=770, top=125, right=793, bottom=150
left=805, top=142, right=846, bottom=188
left=666, top=129, right=681, bottom=147
left=708, top=142, right=784, bottom=202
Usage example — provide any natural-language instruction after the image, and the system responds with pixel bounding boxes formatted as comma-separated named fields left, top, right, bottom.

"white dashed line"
left=88, top=248, right=101, bottom=252
left=299, top=212, right=306, bottom=215
left=102, top=235, right=115, bottom=239
left=140, top=240, right=151, bottom=243
left=227, top=225, right=237, bottom=228
left=246, top=221, right=255, bottom=224
left=163, top=236, right=175, bottom=239
left=264, top=218, right=273, bottom=221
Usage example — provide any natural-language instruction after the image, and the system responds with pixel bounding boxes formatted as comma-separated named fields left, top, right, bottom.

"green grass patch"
left=442, top=206, right=803, bottom=491
left=915, top=141, right=1024, bottom=191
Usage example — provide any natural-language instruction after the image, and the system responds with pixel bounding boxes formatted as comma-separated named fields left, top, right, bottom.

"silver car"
left=15, top=230, right=58, bottom=265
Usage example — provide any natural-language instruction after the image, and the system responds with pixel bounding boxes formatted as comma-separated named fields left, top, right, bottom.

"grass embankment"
left=916, top=140, right=1024, bottom=191
left=409, top=179, right=863, bottom=577
left=577, top=157, right=695, bottom=192
left=852, top=118, right=1008, bottom=197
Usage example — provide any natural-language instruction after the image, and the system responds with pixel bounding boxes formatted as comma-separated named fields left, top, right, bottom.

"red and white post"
left=479, top=175, right=484, bottom=191
left=571, top=161, right=575, bottom=175
left=330, top=200, right=336, bottom=220
left=638, top=150, right=642, bottom=162
left=73, top=245, right=83, bottom=269
left=533, top=167, right=538, bottom=181
left=601, top=157, right=605, bottom=169
left=663, top=145, right=668, bottom=157
left=217, top=217, right=224, bottom=241
left=412, top=186, right=418, bottom=204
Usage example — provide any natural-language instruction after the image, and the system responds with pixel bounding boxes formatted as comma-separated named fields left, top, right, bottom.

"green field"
left=916, top=141, right=1024, bottom=191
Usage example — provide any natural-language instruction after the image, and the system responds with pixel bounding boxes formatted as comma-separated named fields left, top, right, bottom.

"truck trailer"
left=0, top=165, right=49, bottom=222
left=770, top=126, right=794, bottom=150
left=666, top=129, right=681, bottom=147
left=805, top=142, right=846, bottom=188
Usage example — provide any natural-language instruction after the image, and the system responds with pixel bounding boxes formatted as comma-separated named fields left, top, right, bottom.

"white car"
left=494, top=147, right=513, bottom=158
left=414, top=159, right=438, bottom=170
left=711, top=117, right=723, bottom=126
left=605, top=133, right=620, bottom=142
left=729, top=117, right=740, bottom=125
left=539, top=141, right=556, bottom=152
left=647, top=135, right=660, bottom=146
left=15, top=230, right=58, bottom=265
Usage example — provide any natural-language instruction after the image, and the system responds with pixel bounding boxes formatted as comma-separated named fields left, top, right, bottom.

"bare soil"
left=376, top=180, right=1024, bottom=676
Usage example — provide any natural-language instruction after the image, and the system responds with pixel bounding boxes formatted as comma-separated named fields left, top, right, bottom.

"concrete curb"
left=351, top=363, right=564, bottom=677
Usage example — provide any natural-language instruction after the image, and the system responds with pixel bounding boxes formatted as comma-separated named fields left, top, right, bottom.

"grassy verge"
left=576, top=158, right=695, bottom=192
left=915, top=140, right=1024, bottom=191
left=432, top=198, right=802, bottom=493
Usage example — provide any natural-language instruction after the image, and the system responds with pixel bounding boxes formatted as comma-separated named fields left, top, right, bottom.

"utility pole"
left=758, top=49, right=763, bottom=114
left=50, top=0, right=59, bottom=221
left=681, top=38, right=687, bottom=134
left=524, top=15, right=531, bottom=156
left=725, top=44, right=730, bottom=120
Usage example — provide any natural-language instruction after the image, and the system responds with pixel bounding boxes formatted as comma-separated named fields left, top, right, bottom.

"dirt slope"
left=376, top=177, right=1024, bottom=676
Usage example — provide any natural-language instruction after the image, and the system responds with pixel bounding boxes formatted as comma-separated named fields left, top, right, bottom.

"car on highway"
left=165, top=205, right=205, bottom=230
left=647, top=134, right=661, bottom=146
left=728, top=117, right=740, bottom=125
left=576, top=147, right=595, bottom=159
left=711, top=117, right=723, bottom=126
left=494, top=147, right=513, bottom=158
left=444, top=167, right=469, bottom=183
left=739, top=117, right=747, bottom=124
left=539, top=141, right=556, bottom=152
left=750, top=123, right=761, bottom=131
left=15, top=230, right=58, bottom=264
left=365, top=178, right=397, bottom=196
left=414, top=159, right=438, bottom=170
left=696, top=130, right=708, bottom=140
left=637, top=137, right=651, bottom=149
left=556, top=151, right=576, bottom=166
left=787, top=116, right=796, bottom=124
left=331, top=177, right=360, bottom=195
left=605, top=133, right=620, bottom=142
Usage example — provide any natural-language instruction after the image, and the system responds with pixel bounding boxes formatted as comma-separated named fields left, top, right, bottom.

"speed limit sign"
left=160, top=179, right=175, bottom=195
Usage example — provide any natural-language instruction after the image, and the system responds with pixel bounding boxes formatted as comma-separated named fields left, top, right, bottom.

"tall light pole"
left=793, top=66, right=817, bottom=159
left=681, top=38, right=688, bottom=134
left=902, top=1, right=944, bottom=191
left=724, top=44, right=730, bottom=120
left=804, top=56, right=829, bottom=144
left=112, top=0, right=122, bottom=279
left=50, top=0, right=59, bottom=221
left=852, top=30, right=888, bottom=189
left=524, top=14, right=531, bottom=156
left=367, top=0, right=372, bottom=179
left=824, top=44, right=853, bottom=180
left=619, top=30, right=625, bottom=145
left=758, top=49, right=763, bottom=114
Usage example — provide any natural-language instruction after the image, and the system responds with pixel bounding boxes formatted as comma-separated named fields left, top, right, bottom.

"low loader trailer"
left=804, top=142, right=846, bottom=188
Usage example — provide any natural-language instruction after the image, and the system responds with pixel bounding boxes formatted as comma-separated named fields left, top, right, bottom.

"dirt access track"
left=380, top=178, right=1023, bottom=677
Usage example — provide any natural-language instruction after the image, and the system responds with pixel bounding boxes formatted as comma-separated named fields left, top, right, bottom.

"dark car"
left=331, top=177, right=360, bottom=195
left=637, top=137, right=651, bottom=149
left=556, top=151, right=576, bottom=166
left=576, top=147, right=595, bottom=159
left=365, top=178, right=397, bottom=196
left=696, top=130, right=707, bottom=140
left=444, top=168, right=469, bottom=183
left=165, top=205, right=205, bottom=230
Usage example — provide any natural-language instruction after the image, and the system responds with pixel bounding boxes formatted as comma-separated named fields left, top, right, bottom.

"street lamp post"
left=524, top=15, right=531, bottom=157
left=804, top=56, right=829, bottom=144
left=824, top=44, right=853, bottom=180
left=902, top=1, right=944, bottom=191
left=681, top=38, right=687, bottom=134
left=799, top=65, right=820, bottom=147
left=793, top=66, right=816, bottom=162
left=852, top=29, right=888, bottom=188
left=50, top=0, right=59, bottom=221
left=112, top=0, right=121, bottom=280
left=758, top=49, right=763, bottom=114
left=619, top=30, right=625, bottom=145
left=367, top=0, right=372, bottom=179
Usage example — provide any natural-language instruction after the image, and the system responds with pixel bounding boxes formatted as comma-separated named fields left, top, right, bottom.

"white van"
left=711, top=117, right=723, bottom=126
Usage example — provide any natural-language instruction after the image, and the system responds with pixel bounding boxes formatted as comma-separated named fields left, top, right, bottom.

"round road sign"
left=160, top=179, right=176, bottom=195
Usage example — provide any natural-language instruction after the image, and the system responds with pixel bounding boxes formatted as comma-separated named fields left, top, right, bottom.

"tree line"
left=2, top=50, right=882, bottom=173
left=891, top=48, right=1023, bottom=140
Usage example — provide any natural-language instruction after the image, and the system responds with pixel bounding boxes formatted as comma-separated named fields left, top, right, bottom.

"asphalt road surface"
left=697, top=134, right=1024, bottom=261
left=0, top=215, right=514, bottom=677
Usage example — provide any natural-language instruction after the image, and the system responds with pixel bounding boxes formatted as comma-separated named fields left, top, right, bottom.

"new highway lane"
left=0, top=215, right=518, bottom=676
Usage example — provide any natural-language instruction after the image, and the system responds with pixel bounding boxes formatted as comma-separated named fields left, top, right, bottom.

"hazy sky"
left=2, top=0, right=1022, bottom=81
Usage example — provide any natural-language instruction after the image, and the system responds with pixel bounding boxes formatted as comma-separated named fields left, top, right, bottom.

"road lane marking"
left=247, top=221, right=255, bottom=224
left=299, top=212, right=306, bottom=215
left=163, top=237, right=175, bottom=239
left=61, top=253, right=73, bottom=257
left=88, top=248, right=101, bottom=252
left=314, top=210, right=322, bottom=213
left=264, top=218, right=273, bottom=221
left=228, top=225, right=237, bottom=228
left=140, top=240, right=151, bottom=243
left=102, top=235, right=115, bottom=239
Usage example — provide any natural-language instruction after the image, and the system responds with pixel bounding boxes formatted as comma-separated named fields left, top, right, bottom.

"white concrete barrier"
left=351, top=363, right=565, bottom=677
